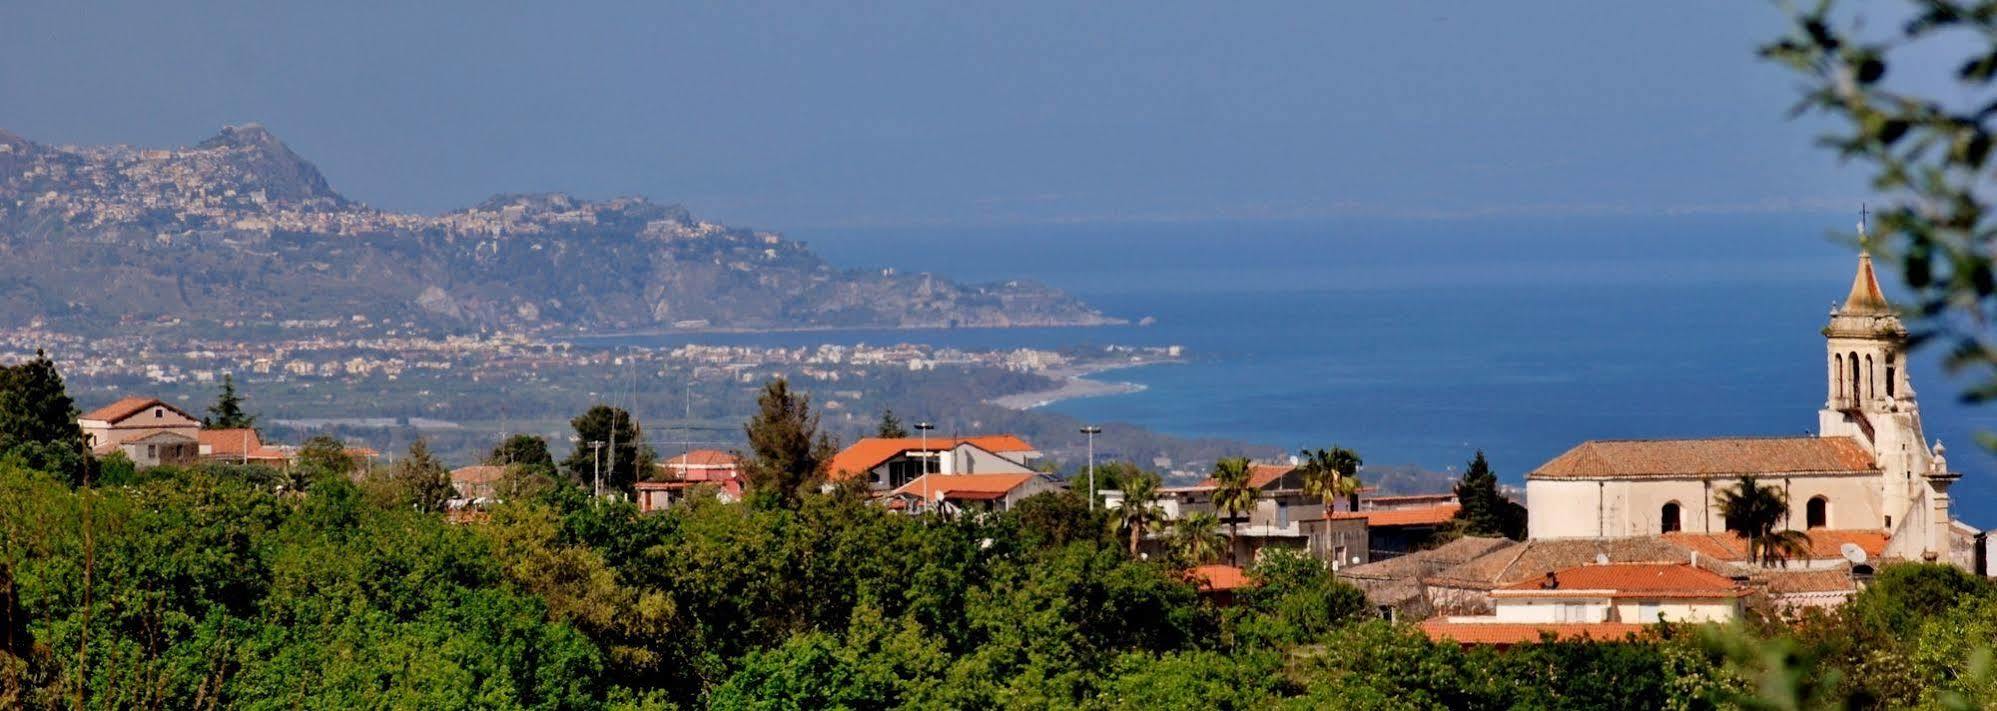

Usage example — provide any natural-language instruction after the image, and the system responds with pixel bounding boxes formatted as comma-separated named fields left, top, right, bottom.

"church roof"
left=1838, top=252, right=1893, bottom=316
left=1528, top=436, right=1877, bottom=480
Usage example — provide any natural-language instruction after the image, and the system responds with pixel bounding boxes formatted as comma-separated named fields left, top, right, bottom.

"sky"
left=0, top=1, right=1893, bottom=230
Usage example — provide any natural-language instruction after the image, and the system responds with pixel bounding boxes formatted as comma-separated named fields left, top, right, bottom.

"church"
left=1525, top=245, right=1972, bottom=567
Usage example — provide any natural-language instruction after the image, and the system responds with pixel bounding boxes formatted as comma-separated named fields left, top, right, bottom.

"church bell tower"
left=1817, top=219, right=1957, bottom=559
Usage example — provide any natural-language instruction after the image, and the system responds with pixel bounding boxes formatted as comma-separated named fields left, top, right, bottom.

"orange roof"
left=889, top=473, right=1039, bottom=501
left=1328, top=503, right=1461, bottom=527
left=1500, top=563, right=1743, bottom=599
left=1420, top=620, right=1649, bottom=645
left=197, top=428, right=289, bottom=460
left=827, top=435, right=1036, bottom=480
left=664, top=449, right=739, bottom=468
left=1663, top=529, right=1887, bottom=563
left=81, top=396, right=195, bottom=424
left=1840, top=252, right=1892, bottom=316
left=1186, top=564, right=1253, bottom=592
left=1192, top=463, right=1296, bottom=490
left=1529, top=437, right=1877, bottom=480
left=450, top=465, right=508, bottom=486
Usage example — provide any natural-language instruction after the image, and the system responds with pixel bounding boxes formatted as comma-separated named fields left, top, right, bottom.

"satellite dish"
left=1841, top=542, right=1868, bottom=565
left=1594, top=553, right=1610, bottom=565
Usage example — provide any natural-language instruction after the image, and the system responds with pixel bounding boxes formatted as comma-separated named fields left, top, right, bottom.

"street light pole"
left=914, top=422, right=935, bottom=514
left=1079, top=425, right=1102, bottom=510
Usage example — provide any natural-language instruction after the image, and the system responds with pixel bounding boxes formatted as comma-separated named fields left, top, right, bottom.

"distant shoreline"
left=988, top=360, right=1172, bottom=411
left=569, top=318, right=1130, bottom=341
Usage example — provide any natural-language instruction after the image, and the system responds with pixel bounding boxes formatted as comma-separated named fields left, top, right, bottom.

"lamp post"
left=914, top=422, right=935, bottom=513
left=1079, top=425, right=1102, bottom=510
left=589, top=440, right=606, bottom=501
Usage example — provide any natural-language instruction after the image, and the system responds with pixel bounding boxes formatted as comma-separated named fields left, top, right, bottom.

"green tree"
left=561, top=405, right=656, bottom=496
left=487, top=433, right=555, bottom=473
left=1299, top=446, right=1363, bottom=515
left=296, top=434, right=357, bottom=479
left=1763, top=2, right=1997, bottom=403
left=876, top=408, right=909, bottom=438
left=1209, top=457, right=1257, bottom=565
left=1009, top=490, right=1112, bottom=550
left=200, top=373, right=256, bottom=429
left=1452, top=451, right=1527, bottom=540
left=1716, top=476, right=1810, bottom=567
left=740, top=379, right=836, bottom=508
left=1115, top=472, right=1164, bottom=558
left=1171, top=512, right=1226, bottom=565
left=390, top=439, right=454, bottom=513
left=1234, top=549, right=1369, bottom=646
left=0, top=350, right=83, bottom=480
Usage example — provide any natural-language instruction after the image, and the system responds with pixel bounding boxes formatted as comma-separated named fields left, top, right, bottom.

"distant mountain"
left=0, top=125, right=1119, bottom=334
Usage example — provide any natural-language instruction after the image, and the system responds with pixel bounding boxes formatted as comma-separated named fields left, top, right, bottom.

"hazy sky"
left=1, top=1, right=1886, bottom=229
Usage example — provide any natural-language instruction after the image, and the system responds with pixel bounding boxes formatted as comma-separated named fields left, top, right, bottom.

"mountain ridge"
left=0, top=125, right=1119, bottom=334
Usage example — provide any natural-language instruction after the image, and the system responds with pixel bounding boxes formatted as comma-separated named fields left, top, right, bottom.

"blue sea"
left=651, top=214, right=1997, bottom=527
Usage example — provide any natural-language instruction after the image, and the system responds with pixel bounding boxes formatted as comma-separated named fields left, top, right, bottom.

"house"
left=1185, top=564, right=1255, bottom=606
left=449, top=465, right=507, bottom=504
left=1303, top=499, right=1461, bottom=567
left=1523, top=250, right=1972, bottom=568
left=882, top=472, right=1061, bottom=515
left=1336, top=536, right=1515, bottom=620
left=637, top=450, right=745, bottom=512
left=79, top=396, right=202, bottom=467
left=1420, top=563, right=1746, bottom=646
left=196, top=428, right=293, bottom=466
left=1153, top=463, right=1324, bottom=564
left=825, top=435, right=1041, bottom=491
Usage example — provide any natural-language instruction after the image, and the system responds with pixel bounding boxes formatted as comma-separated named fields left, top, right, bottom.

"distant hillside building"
left=637, top=450, right=745, bottom=511
left=80, top=396, right=202, bottom=467
left=825, top=435, right=1041, bottom=491
left=1524, top=250, right=1972, bottom=567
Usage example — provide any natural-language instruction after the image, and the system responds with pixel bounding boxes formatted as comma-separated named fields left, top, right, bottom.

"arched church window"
left=1886, top=354, right=1897, bottom=398
left=1806, top=496, right=1828, bottom=529
left=1834, top=353, right=1845, bottom=398
left=1660, top=502, right=1682, bottom=533
left=1853, top=353, right=1869, bottom=399
left=1850, top=352, right=1861, bottom=400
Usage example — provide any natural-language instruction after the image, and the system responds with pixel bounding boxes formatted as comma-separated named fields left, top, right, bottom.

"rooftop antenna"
left=1841, top=542, right=1869, bottom=566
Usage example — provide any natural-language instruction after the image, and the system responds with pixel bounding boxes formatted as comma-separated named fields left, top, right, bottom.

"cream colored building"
left=1525, top=249, right=1967, bottom=566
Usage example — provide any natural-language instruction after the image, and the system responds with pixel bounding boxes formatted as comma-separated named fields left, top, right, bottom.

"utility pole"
left=1080, top=425, right=1102, bottom=510
left=590, top=440, right=606, bottom=501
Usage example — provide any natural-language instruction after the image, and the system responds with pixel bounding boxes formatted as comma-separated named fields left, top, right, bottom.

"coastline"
left=566, top=317, right=1131, bottom=341
left=988, top=360, right=1171, bottom=411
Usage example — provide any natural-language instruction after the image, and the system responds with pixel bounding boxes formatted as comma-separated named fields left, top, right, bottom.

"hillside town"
left=32, top=250, right=1981, bottom=654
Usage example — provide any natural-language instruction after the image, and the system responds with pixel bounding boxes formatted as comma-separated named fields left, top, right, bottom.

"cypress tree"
left=1452, top=451, right=1527, bottom=540
left=0, top=350, right=84, bottom=478
left=203, top=373, right=256, bottom=428
left=742, top=378, right=837, bottom=508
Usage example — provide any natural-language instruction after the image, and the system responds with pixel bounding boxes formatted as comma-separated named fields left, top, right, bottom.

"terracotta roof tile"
left=1761, top=569, right=1858, bottom=595
left=1186, top=564, right=1253, bottom=591
left=1192, top=463, right=1296, bottom=490
left=450, top=465, right=508, bottom=485
left=1662, top=529, right=1887, bottom=563
left=1529, top=436, right=1877, bottom=480
left=664, top=449, right=739, bottom=467
left=197, top=429, right=290, bottom=460
left=1420, top=620, right=1649, bottom=645
left=1499, top=563, right=1744, bottom=599
left=1429, top=537, right=1696, bottom=590
left=889, top=473, right=1039, bottom=501
left=827, top=435, right=1036, bottom=481
left=1328, top=503, right=1461, bottom=527
left=80, top=396, right=195, bottom=424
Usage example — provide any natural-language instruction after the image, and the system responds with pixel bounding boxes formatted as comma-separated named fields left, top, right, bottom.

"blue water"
left=660, top=214, right=1997, bottom=526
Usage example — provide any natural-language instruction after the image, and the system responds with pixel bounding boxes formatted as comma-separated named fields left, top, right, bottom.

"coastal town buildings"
left=636, top=449, right=745, bottom=511
left=882, top=472, right=1062, bottom=515
left=826, top=435, right=1042, bottom=491
left=1524, top=250, right=1974, bottom=569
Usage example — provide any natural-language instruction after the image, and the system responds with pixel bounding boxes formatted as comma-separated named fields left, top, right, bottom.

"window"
left=1638, top=601, right=1661, bottom=621
left=1660, top=502, right=1682, bottom=533
left=155, top=408, right=163, bottom=419
left=1849, top=352, right=1860, bottom=400
left=1834, top=353, right=1846, bottom=398
left=1807, top=496, right=1828, bottom=529
left=146, top=444, right=156, bottom=459
left=1562, top=602, right=1589, bottom=622
left=1333, top=545, right=1348, bottom=570
left=1886, top=354, right=1897, bottom=398
left=1866, top=354, right=1875, bottom=399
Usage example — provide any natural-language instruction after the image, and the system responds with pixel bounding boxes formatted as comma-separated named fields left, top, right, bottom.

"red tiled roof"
left=1499, top=563, right=1744, bottom=599
left=1529, top=437, right=1877, bottom=479
left=827, top=435, right=1036, bottom=480
left=80, top=396, right=195, bottom=425
left=889, top=473, right=1038, bottom=501
left=1662, top=529, right=1887, bottom=563
left=1420, top=620, right=1649, bottom=645
left=1192, top=463, right=1296, bottom=490
left=664, top=449, right=739, bottom=468
left=450, top=465, right=508, bottom=486
left=197, top=429, right=289, bottom=461
left=1186, top=564, right=1253, bottom=592
left=1328, top=503, right=1461, bottom=527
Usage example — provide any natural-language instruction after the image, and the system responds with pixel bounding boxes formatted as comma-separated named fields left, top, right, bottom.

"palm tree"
left=1300, top=446, right=1364, bottom=515
left=1210, top=457, right=1258, bottom=565
left=1716, top=476, right=1812, bottom=567
left=1171, top=512, right=1226, bottom=565
left=1116, top=472, right=1164, bottom=558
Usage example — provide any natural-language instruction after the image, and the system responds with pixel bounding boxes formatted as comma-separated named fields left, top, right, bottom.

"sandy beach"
left=988, top=361, right=1167, bottom=410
